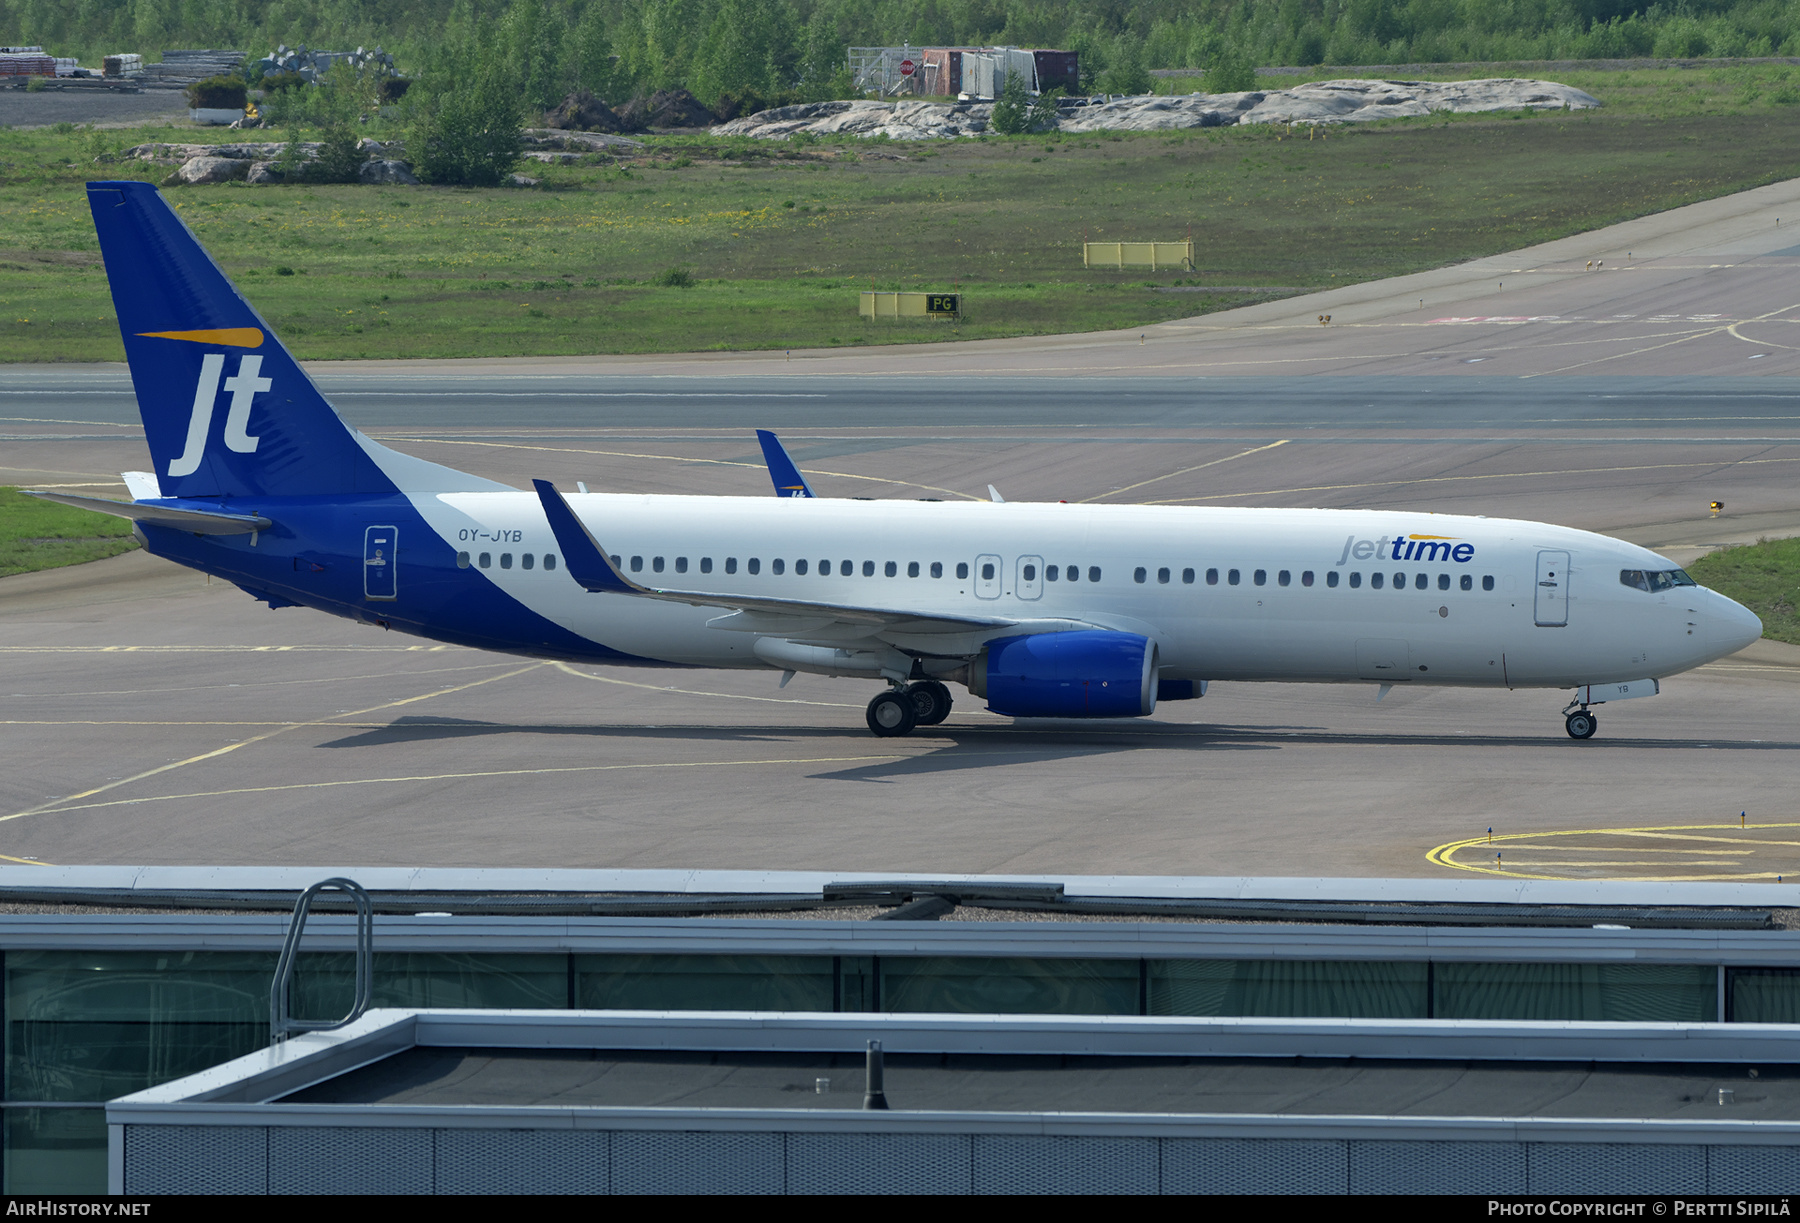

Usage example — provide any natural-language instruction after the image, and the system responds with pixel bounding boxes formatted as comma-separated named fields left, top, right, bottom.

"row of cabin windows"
left=457, top=552, right=558, bottom=572
left=1129, top=566, right=1497, bottom=592
left=456, top=549, right=1496, bottom=595
left=607, top=557, right=1098, bottom=582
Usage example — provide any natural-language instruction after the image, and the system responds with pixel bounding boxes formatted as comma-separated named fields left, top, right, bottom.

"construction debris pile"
left=712, top=77, right=1601, bottom=140
left=255, top=44, right=397, bottom=83
left=0, top=46, right=56, bottom=77
left=141, top=49, right=246, bottom=86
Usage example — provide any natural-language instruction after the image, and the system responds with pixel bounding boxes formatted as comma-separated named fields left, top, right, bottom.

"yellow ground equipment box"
left=1083, top=241, right=1195, bottom=271
left=860, top=291, right=961, bottom=319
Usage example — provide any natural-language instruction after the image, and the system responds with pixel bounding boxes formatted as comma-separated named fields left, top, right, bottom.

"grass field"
left=1689, top=538, right=1800, bottom=646
left=2, top=64, right=1799, bottom=361
left=0, top=488, right=138, bottom=578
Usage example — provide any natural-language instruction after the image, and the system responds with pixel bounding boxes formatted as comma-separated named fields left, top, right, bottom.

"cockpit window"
left=1623, top=568, right=1698, bottom=592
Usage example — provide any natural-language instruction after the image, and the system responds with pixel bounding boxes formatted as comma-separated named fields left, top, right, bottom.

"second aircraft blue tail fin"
left=755, top=429, right=816, bottom=498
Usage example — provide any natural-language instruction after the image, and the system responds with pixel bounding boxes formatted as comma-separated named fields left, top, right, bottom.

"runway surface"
left=2, top=177, right=1799, bottom=879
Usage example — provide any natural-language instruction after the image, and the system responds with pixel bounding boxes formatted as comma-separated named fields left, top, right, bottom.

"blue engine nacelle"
left=982, top=630, right=1159, bottom=718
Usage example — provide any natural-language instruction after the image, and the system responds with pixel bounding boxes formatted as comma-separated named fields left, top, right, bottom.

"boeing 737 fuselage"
left=29, top=182, right=1763, bottom=740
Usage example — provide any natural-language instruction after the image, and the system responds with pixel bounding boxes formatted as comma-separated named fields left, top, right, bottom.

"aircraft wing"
left=533, top=479, right=1019, bottom=634
left=22, top=489, right=272, bottom=535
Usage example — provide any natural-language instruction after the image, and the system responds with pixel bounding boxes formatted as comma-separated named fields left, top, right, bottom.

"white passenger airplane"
left=28, top=182, right=1763, bottom=740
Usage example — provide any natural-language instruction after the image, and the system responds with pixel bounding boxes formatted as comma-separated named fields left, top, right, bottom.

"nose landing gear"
left=1563, top=706, right=1598, bottom=740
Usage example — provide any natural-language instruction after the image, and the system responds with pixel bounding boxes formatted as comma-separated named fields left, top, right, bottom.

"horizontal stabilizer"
left=22, top=489, right=271, bottom=535
left=756, top=429, right=816, bottom=499
left=121, top=471, right=160, bottom=500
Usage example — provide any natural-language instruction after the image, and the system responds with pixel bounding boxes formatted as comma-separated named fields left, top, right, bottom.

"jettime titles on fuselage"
left=1335, top=533, right=1476, bottom=566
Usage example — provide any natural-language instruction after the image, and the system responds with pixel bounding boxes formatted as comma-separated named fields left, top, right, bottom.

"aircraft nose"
left=1706, top=591, right=1763, bottom=655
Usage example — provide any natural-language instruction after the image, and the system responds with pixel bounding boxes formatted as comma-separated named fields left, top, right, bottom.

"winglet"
left=532, top=480, right=639, bottom=594
left=756, top=429, right=815, bottom=499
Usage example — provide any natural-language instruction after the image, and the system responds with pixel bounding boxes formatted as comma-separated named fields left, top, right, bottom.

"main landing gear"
left=866, top=681, right=954, bottom=738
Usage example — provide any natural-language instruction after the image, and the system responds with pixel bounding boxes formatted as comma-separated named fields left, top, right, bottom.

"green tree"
left=565, top=3, right=616, bottom=101
left=990, top=69, right=1029, bottom=134
left=1027, top=85, right=1064, bottom=133
left=690, top=0, right=796, bottom=108
left=796, top=7, right=848, bottom=101
left=1201, top=44, right=1257, bottom=93
left=408, top=64, right=524, bottom=186
left=1100, top=38, right=1151, bottom=95
left=500, top=0, right=566, bottom=113
left=636, top=0, right=706, bottom=93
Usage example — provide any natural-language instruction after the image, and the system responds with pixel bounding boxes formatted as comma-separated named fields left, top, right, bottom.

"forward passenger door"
left=1535, top=550, right=1569, bottom=627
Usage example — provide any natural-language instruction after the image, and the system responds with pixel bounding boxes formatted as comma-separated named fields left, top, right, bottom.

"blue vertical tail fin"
left=755, top=429, right=816, bottom=498
left=88, top=180, right=491, bottom=500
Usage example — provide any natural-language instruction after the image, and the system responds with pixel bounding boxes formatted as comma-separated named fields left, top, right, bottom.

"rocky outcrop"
left=126, top=141, right=303, bottom=162
left=131, top=138, right=425, bottom=186
left=713, top=77, right=1601, bottom=140
left=521, top=128, right=643, bottom=152
left=173, top=156, right=250, bottom=184
left=358, top=159, right=419, bottom=185
left=712, top=98, right=994, bottom=140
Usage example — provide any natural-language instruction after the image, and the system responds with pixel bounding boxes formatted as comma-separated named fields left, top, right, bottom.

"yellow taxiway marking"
left=1148, top=453, right=1800, bottom=505
left=1078, top=441, right=1290, bottom=504
left=1428, top=822, right=1800, bottom=881
left=1728, top=322, right=1800, bottom=352
left=26, top=754, right=918, bottom=818
left=379, top=435, right=984, bottom=502
left=0, top=662, right=545, bottom=835
left=1521, top=302, right=1800, bottom=378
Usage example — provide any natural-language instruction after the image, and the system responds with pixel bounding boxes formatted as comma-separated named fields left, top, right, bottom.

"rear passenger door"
left=364, top=525, right=397, bottom=601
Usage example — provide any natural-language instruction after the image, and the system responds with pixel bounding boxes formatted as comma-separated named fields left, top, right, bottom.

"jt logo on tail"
left=168, top=353, right=269, bottom=477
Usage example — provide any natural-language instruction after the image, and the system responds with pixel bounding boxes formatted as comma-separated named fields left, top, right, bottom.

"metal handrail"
left=269, top=877, right=373, bottom=1046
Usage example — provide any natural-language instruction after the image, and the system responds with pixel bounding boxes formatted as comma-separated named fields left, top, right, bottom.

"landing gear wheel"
left=905, top=681, right=953, bottom=726
left=867, top=690, right=918, bottom=738
left=1565, top=710, right=1598, bottom=740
